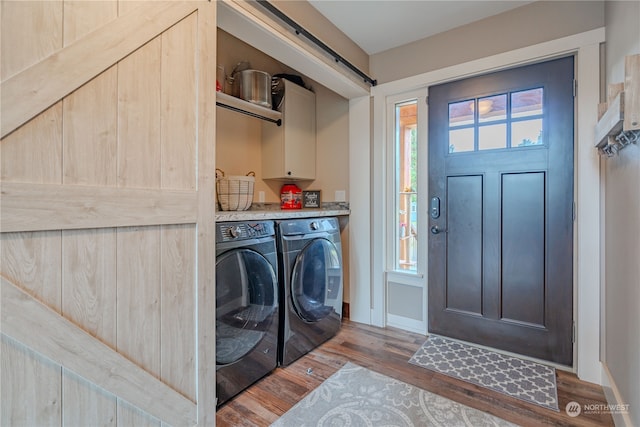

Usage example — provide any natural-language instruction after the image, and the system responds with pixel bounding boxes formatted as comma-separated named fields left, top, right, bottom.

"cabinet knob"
left=287, top=171, right=292, bottom=175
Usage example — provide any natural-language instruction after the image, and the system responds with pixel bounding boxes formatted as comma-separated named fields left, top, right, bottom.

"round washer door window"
left=291, top=238, right=342, bottom=322
left=216, top=248, right=277, bottom=365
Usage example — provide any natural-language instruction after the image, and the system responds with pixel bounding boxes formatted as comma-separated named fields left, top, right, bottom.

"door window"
left=215, top=249, right=277, bottom=365
left=448, top=87, right=544, bottom=153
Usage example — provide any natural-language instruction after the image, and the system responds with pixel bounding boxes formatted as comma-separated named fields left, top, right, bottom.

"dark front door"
left=428, top=57, right=574, bottom=365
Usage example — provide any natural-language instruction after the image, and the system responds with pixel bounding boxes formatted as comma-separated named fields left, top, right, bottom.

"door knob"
left=431, top=225, right=444, bottom=234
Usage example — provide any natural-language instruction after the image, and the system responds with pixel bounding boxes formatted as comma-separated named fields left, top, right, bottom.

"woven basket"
left=216, top=169, right=255, bottom=211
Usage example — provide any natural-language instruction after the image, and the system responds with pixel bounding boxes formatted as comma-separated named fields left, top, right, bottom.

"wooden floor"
left=216, top=320, right=614, bottom=427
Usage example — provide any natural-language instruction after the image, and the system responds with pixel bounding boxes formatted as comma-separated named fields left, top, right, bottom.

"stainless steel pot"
left=232, top=69, right=272, bottom=108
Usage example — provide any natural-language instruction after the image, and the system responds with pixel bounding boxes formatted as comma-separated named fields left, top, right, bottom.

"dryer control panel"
left=278, top=217, right=339, bottom=236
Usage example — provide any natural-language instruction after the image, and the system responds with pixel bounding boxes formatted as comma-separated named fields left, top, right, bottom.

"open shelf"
left=595, top=92, right=625, bottom=149
left=216, top=92, right=282, bottom=125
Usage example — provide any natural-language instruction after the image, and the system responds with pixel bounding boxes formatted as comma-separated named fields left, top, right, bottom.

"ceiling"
left=308, top=1, right=533, bottom=55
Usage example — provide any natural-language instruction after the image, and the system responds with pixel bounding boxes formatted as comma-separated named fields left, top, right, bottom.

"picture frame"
left=302, top=190, right=321, bottom=208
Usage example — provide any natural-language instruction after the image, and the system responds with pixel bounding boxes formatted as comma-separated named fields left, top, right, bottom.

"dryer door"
left=291, top=238, right=343, bottom=322
left=216, top=248, right=278, bottom=365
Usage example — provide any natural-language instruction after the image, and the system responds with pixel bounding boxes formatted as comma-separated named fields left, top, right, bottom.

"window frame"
left=385, top=90, right=428, bottom=278
left=447, top=87, right=546, bottom=155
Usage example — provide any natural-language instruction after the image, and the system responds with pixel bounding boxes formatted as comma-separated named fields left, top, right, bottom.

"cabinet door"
left=263, top=80, right=316, bottom=180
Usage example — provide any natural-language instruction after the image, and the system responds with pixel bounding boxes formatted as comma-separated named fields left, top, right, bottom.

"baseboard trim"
left=342, top=302, right=350, bottom=319
left=601, top=363, right=634, bottom=426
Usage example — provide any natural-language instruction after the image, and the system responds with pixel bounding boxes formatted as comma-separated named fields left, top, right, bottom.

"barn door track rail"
left=256, top=0, right=377, bottom=87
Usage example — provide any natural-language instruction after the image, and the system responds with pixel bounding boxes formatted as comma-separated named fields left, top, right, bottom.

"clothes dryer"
left=215, top=221, right=279, bottom=407
left=276, top=217, right=343, bottom=366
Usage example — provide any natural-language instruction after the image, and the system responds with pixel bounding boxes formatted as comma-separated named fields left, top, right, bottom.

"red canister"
left=280, top=184, right=302, bottom=209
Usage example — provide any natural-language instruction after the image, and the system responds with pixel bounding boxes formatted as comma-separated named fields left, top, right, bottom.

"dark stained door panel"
left=428, top=56, right=575, bottom=365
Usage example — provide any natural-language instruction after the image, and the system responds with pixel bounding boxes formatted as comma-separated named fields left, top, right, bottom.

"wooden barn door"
left=1, top=1, right=217, bottom=425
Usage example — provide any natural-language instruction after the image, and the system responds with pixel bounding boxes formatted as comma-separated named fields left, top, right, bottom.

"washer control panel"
left=216, top=221, right=275, bottom=242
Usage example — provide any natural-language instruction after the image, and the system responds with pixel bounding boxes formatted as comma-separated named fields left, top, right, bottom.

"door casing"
left=369, top=28, right=604, bottom=381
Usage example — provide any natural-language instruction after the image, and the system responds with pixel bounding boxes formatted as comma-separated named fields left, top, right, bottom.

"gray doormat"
left=409, top=335, right=559, bottom=411
left=271, top=362, right=517, bottom=426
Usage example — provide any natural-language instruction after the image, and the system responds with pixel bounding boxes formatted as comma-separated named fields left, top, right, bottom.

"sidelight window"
left=394, top=100, right=418, bottom=271
left=448, top=87, right=544, bottom=153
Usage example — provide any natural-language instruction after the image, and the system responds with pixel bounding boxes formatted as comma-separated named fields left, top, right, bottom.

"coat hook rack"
left=598, top=129, right=640, bottom=157
left=594, top=54, right=640, bottom=158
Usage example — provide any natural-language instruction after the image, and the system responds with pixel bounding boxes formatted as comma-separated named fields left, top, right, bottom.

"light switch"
left=258, top=191, right=265, bottom=203
left=335, top=190, right=346, bottom=202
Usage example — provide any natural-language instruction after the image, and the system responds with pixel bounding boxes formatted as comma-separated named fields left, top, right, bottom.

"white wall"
left=602, top=2, right=640, bottom=425
left=370, top=1, right=604, bottom=84
left=347, top=96, right=372, bottom=323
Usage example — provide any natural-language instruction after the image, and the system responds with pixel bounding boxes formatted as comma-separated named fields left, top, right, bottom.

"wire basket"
left=216, top=169, right=255, bottom=211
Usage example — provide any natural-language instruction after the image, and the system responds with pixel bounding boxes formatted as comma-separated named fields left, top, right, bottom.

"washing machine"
left=215, top=221, right=279, bottom=407
left=277, top=217, right=343, bottom=366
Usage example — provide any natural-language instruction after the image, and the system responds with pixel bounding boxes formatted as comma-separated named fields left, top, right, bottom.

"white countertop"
left=215, top=207, right=350, bottom=222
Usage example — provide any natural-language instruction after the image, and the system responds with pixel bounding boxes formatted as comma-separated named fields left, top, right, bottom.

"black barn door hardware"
left=256, top=0, right=377, bottom=87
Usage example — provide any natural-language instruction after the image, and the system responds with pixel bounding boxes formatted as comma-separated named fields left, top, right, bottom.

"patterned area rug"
left=271, top=362, right=516, bottom=426
left=409, top=335, right=559, bottom=411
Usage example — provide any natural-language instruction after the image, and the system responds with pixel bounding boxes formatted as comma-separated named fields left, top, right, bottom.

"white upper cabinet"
left=262, top=80, right=316, bottom=180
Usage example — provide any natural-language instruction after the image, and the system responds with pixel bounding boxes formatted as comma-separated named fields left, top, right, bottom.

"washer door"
left=216, top=248, right=277, bottom=365
left=291, top=238, right=342, bottom=322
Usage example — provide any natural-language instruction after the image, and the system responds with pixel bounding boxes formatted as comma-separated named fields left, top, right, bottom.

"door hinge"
left=573, top=79, right=577, bottom=97
left=572, top=201, right=576, bottom=221
left=426, top=96, right=429, bottom=105
left=572, top=321, right=576, bottom=343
